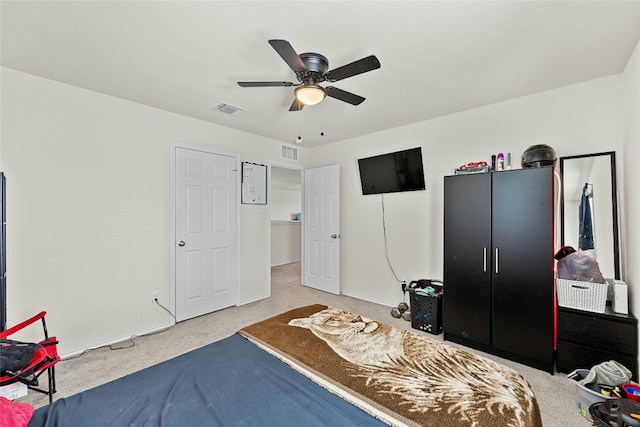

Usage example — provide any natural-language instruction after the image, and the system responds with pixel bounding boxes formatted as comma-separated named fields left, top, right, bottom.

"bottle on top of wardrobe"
left=497, top=153, right=505, bottom=171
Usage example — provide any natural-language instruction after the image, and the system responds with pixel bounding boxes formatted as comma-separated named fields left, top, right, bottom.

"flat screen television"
left=357, top=147, right=425, bottom=195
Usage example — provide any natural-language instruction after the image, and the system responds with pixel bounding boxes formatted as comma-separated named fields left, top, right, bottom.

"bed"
left=29, top=305, right=542, bottom=427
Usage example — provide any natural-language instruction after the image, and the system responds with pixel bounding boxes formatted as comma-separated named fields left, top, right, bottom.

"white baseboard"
left=271, top=259, right=301, bottom=267
left=340, top=291, right=394, bottom=308
left=60, top=321, right=175, bottom=360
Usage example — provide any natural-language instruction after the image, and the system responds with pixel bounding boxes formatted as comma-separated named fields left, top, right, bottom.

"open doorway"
left=270, top=165, right=302, bottom=267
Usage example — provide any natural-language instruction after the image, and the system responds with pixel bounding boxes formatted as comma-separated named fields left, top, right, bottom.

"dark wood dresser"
left=556, top=306, right=638, bottom=381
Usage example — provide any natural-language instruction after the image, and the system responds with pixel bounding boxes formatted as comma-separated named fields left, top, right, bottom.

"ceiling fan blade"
left=325, top=86, right=365, bottom=105
left=289, top=98, right=304, bottom=111
left=268, top=39, right=307, bottom=73
left=237, top=81, right=295, bottom=87
left=325, top=55, right=381, bottom=82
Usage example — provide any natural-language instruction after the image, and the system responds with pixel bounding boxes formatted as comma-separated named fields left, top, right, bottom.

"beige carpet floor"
left=19, top=262, right=587, bottom=426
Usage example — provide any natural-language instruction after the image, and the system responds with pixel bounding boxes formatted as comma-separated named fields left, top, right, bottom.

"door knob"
left=178, top=241, right=186, bottom=247
left=331, top=234, right=340, bottom=239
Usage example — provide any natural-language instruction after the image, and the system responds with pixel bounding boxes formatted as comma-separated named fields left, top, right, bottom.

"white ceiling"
left=2, top=1, right=639, bottom=148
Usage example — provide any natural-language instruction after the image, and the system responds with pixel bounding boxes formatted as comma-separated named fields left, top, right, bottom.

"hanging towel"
left=579, top=183, right=594, bottom=250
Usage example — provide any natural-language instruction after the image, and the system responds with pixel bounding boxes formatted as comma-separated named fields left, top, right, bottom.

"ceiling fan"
left=237, top=39, right=381, bottom=111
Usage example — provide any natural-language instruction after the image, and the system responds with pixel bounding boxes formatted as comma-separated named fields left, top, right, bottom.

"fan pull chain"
left=296, top=105, right=302, bottom=143
left=320, top=98, right=325, bottom=137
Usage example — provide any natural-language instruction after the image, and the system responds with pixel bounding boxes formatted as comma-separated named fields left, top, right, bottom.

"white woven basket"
left=556, top=278, right=607, bottom=313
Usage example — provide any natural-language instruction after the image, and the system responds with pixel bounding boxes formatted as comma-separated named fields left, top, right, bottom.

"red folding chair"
left=0, top=311, right=59, bottom=403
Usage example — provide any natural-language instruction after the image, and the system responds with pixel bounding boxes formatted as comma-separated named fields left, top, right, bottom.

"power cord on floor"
left=61, top=299, right=176, bottom=362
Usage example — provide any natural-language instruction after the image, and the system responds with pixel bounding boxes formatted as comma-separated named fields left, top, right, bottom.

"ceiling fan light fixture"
left=295, top=85, right=326, bottom=105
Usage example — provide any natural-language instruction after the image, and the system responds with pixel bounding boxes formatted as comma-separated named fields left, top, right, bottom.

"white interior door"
left=303, top=164, right=340, bottom=294
left=174, top=146, right=238, bottom=321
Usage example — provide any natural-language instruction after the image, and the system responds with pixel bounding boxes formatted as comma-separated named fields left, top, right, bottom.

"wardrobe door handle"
left=495, top=247, right=499, bottom=274
left=483, top=247, right=487, bottom=272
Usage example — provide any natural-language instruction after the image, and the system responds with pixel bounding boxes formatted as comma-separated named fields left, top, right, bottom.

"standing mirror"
left=560, top=151, right=620, bottom=279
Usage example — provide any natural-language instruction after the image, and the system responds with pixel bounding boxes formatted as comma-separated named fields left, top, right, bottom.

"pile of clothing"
left=554, top=246, right=606, bottom=283
left=569, top=361, right=640, bottom=427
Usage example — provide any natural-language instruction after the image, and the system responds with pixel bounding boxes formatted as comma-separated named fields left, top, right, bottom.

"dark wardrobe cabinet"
left=443, top=167, right=554, bottom=372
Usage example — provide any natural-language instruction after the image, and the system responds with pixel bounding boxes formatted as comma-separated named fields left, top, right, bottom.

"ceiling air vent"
left=213, top=103, right=246, bottom=116
left=281, top=144, right=298, bottom=161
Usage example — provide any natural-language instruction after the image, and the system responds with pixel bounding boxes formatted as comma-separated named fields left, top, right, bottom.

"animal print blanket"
left=240, top=304, right=542, bottom=427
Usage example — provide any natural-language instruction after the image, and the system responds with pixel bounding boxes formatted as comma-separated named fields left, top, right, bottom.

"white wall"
left=270, top=189, right=301, bottom=220
left=0, top=68, right=308, bottom=354
left=271, top=222, right=301, bottom=266
left=309, top=75, right=625, bottom=307
left=621, top=40, right=640, bottom=346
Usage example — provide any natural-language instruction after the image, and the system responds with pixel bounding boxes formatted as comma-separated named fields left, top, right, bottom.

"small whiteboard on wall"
left=241, top=162, right=267, bottom=205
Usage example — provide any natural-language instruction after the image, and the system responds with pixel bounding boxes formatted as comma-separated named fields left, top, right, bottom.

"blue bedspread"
left=29, top=333, right=387, bottom=427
